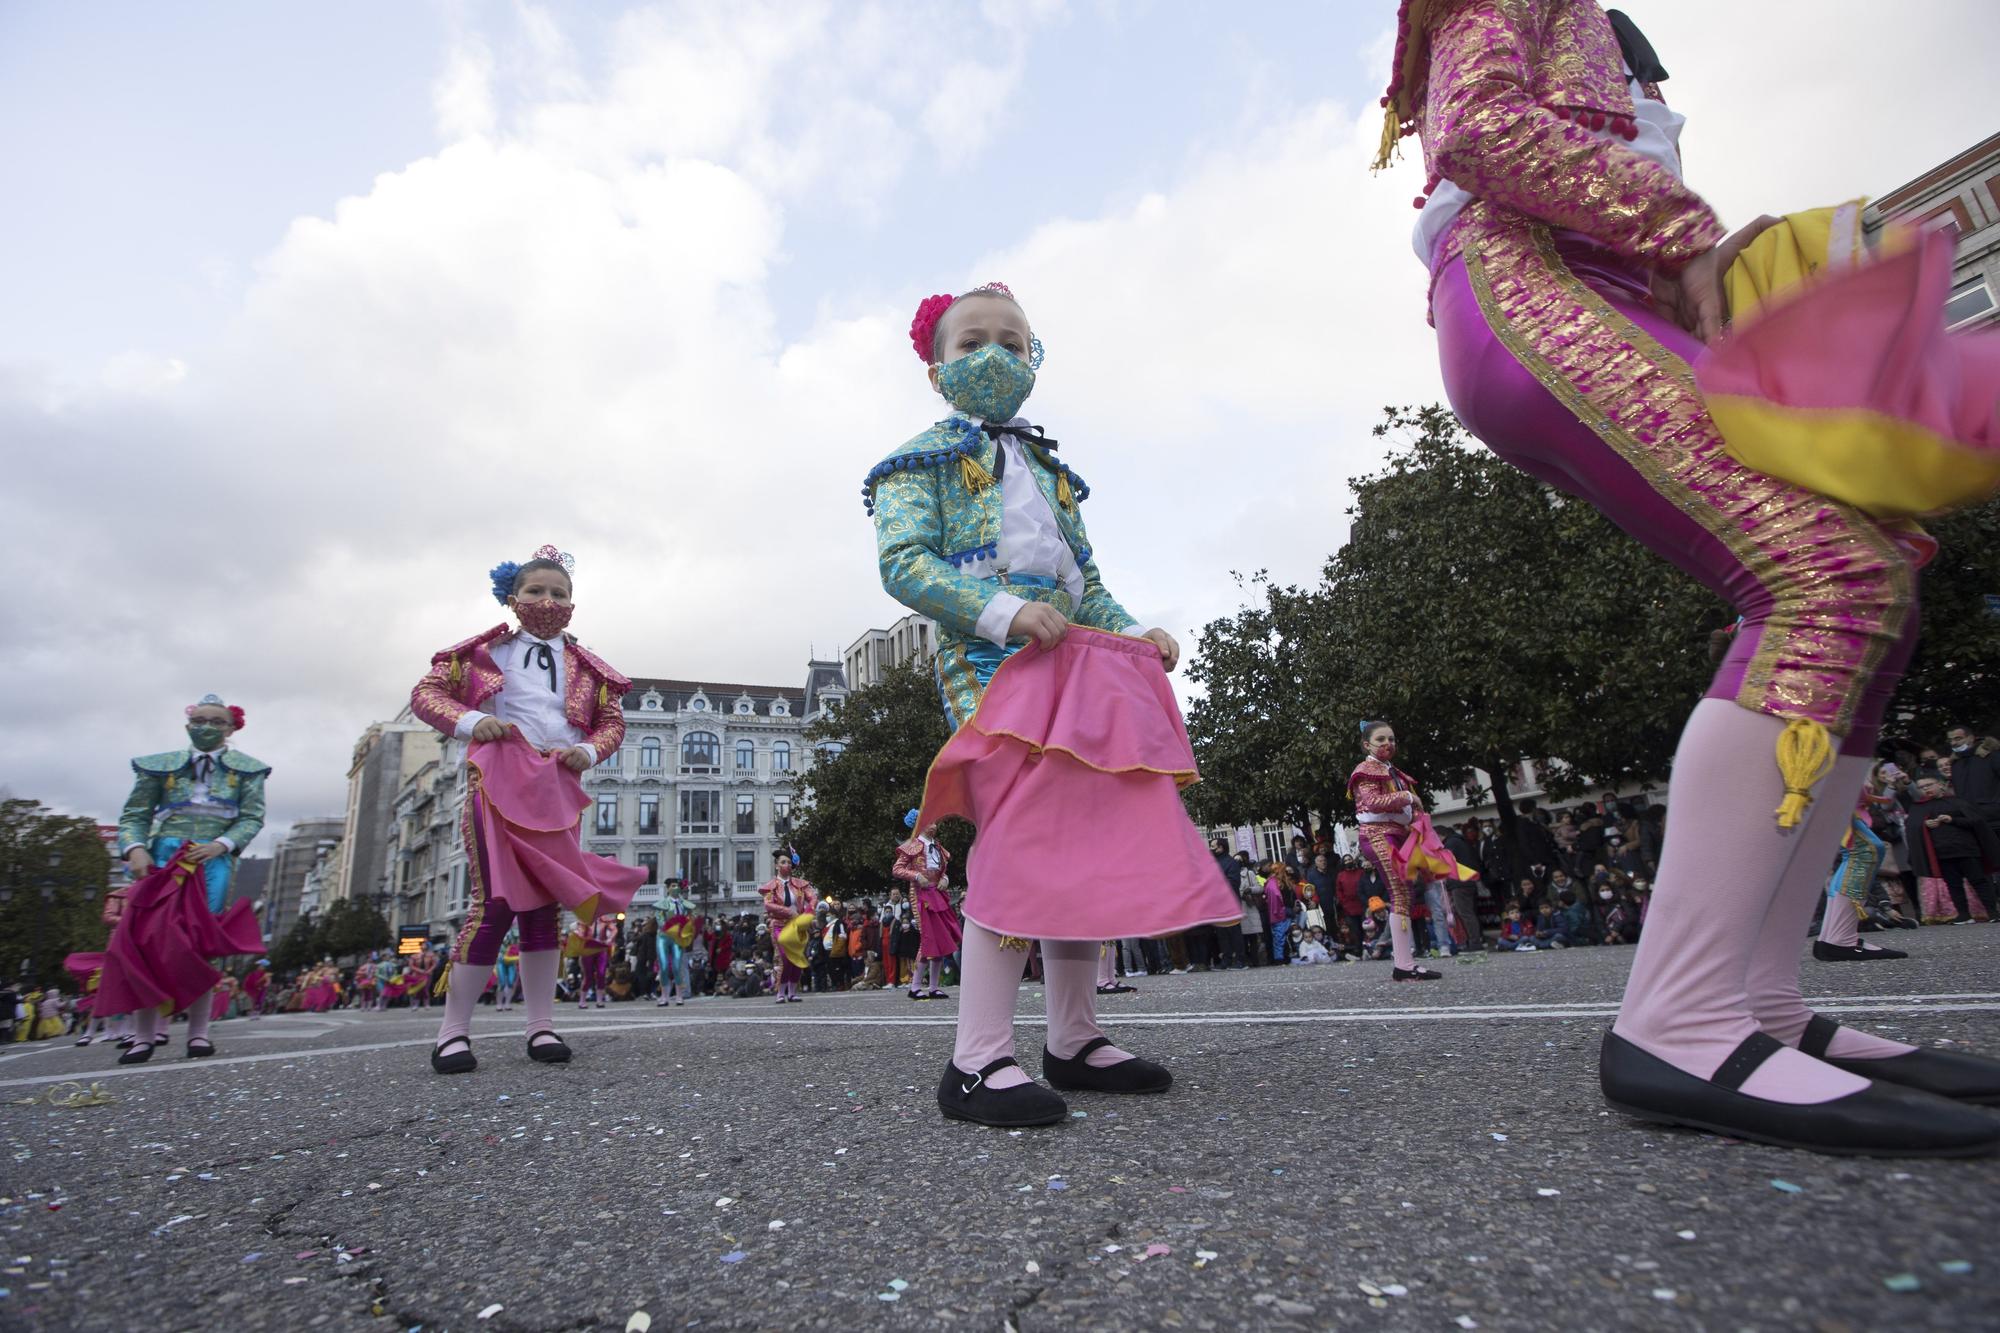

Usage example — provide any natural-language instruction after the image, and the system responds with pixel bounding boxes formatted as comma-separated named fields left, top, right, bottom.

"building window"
left=691, top=696, right=708, bottom=711
left=735, top=848, right=757, bottom=883
left=735, top=699, right=754, bottom=715
left=736, top=739, right=755, bottom=770
left=681, top=731, right=721, bottom=773
left=595, top=795, right=619, bottom=835
left=773, top=797, right=792, bottom=837
left=638, top=793, right=660, bottom=835
left=640, top=736, right=662, bottom=770
left=817, top=741, right=845, bottom=759
left=735, top=794, right=756, bottom=835
left=772, top=699, right=789, bottom=716
left=678, top=847, right=721, bottom=894
left=772, top=741, right=791, bottom=772
left=1947, top=278, right=1995, bottom=330
left=680, top=789, right=721, bottom=834
left=637, top=851, right=659, bottom=885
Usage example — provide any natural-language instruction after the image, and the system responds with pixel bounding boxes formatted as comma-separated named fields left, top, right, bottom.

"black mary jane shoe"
left=429, top=1038, right=477, bottom=1075
left=937, top=1057, right=1068, bottom=1128
left=1042, top=1036, right=1172, bottom=1094
left=1600, top=1030, right=2000, bottom=1157
left=1800, top=1015, right=2000, bottom=1106
left=1392, top=966, right=1443, bottom=982
left=526, top=1031, right=572, bottom=1064
left=117, top=1041, right=154, bottom=1066
left=185, top=1038, right=216, bottom=1059
left=1813, top=940, right=1909, bottom=962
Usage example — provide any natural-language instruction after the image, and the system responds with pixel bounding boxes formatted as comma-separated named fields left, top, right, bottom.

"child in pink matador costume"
left=1349, top=721, right=1476, bottom=985
left=1381, top=0, right=2000, bottom=1153
left=894, top=809, right=962, bottom=1001
left=758, top=853, right=817, bottom=1004
left=867, top=280, right=1240, bottom=1128
left=409, top=544, right=646, bottom=1075
left=566, top=912, right=619, bottom=1009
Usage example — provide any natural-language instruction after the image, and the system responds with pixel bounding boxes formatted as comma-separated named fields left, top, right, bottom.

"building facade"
left=843, top=612, right=936, bottom=690
left=373, top=659, right=850, bottom=946
left=264, top=816, right=345, bottom=940
left=335, top=719, right=441, bottom=910
left=1865, top=130, right=2000, bottom=330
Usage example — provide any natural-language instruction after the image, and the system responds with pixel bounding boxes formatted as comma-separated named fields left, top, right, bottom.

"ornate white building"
left=377, top=661, right=849, bottom=945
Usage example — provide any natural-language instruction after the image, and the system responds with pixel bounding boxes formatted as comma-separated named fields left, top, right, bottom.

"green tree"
left=1887, top=494, right=2000, bottom=743
left=0, top=799, right=114, bottom=988
left=318, top=896, right=391, bottom=960
left=270, top=915, right=319, bottom=974
left=791, top=655, right=969, bottom=900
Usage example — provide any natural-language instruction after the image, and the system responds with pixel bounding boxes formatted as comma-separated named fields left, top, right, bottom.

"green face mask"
left=187, top=724, right=228, bottom=752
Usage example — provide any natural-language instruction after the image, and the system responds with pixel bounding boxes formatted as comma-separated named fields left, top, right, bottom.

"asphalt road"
left=4, top=928, right=1999, bottom=1332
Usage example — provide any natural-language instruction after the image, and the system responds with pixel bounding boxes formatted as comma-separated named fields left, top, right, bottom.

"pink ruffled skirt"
left=918, top=626, right=1242, bottom=942
left=469, top=736, right=647, bottom=922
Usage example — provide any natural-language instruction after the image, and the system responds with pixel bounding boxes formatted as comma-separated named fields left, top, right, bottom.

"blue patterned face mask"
left=936, top=343, right=1036, bottom=422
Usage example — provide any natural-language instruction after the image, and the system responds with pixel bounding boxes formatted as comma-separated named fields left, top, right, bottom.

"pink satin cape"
left=94, top=852, right=266, bottom=1017
left=917, top=626, right=1242, bottom=942
left=469, top=735, right=646, bottom=924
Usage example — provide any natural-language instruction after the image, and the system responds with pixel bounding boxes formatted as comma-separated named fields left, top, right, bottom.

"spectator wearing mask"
left=1236, top=854, right=1267, bottom=966
left=1908, top=774, right=2000, bottom=923
left=1334, top=855, right=1366, bottom=959
left=1945, top=725, right=2000, bottom=837
left=1208, top=839, right=1249, bottom=970
left=1443, top=823, right=1485, bottom=950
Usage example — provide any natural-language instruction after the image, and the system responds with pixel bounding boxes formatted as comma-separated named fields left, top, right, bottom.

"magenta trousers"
left=1432, top=231, right=1917, bottom=756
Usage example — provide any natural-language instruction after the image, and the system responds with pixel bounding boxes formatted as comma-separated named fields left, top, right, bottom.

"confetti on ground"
left=1455, top=1318, right=1479, bottom=1330
left=1168, top=1186, right=1186, bottom=1194
left=1651, top=1289, right=1677, bottom=1302
left=241, top=1252, right=263, bottom=1263
left=878, top=1292, right=900, bottom=1303
left=720, top=1251, right=747, bottom=1265
left=1024, top=1261, right=1039, bottom=1275
left=1142, top=1246, right=1171, bottom=1261
left=1884, top=1274, right=1922, bottom=1293
left=1941, top=1261, right=1973, bottom=1275
left=625, top=1312, right=652, bottom=1333
left=295, top=1251, right=318, bottom=1260
left=1358, top=1282, right=1383, bottom=1297
left=8, top=1082, right=117, bottom=1108
left=1382, top=1284, right=1408, bottom=1297
left=1536, top=1189, right=1561, bottom=1197
left=1071, top=1111, right=1087, bottom=1119
left=1046, top=1178, right=1068, bottom=1192
left=1770, top=1180, right=1803, bottom=1194
left=1194, top=1251, right=1218, bottom=1269
left=714, top=1197, right=734, bottom=1208
left=1490, top=1133, right=1508, bottom=1142
left=1677, top=1231, right=1696, bottom=1241
left=767, top=1221, right=786, bottom=1231
left=477, top=1305, right=504, bottom=1320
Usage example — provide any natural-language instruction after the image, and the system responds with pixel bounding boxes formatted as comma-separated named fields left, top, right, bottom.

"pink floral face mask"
left=513, top=598, right=574, bottom=640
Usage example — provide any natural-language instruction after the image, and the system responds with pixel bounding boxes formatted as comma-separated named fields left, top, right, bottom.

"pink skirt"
left=470, top=736, right=646, bottom=921
left=918, top=626, right=1242, bottom=942
left=914, top=883, right=962, bottom=959
left=95, top=853, right=265, bottom=1017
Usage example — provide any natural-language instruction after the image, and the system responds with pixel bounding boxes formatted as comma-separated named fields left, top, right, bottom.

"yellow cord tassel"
left=598, top=682, right=609, bottom=709
left=959, top=453, right=996, bottom=495
left=448, top=656, right=464, bottom=688
left=432, top=960, right=452, bottom=998
left=1371, top=104, right=1403, bottom=172
left=1773, top=717, right=1835, bottom=829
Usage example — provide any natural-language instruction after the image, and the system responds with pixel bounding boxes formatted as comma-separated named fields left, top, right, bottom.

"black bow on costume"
left=1605, top=10, right=1668, bottom=84
left=523, top=641, right=558, bottom=692
left=980, top=422, right=1059, bottom=482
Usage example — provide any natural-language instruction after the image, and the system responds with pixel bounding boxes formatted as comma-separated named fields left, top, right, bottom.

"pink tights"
left=953, top=923, right=1133, bottom=1091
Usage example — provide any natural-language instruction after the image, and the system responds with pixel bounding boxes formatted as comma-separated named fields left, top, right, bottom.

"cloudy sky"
left=4, top=0, right=1995, bottom=841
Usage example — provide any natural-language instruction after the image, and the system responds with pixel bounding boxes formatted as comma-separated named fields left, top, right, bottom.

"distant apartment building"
left=843, top=612, right=936, bottom=689
left=1866, top=129, right=1999, bottom=330
left=264, top=816, right=345, bottom=939
left=335, top=717, right=441, bottom=909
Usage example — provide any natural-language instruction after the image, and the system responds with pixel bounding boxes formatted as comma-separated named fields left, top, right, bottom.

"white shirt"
left=967, top=423, right=1146, bottom=647
left=1413, top=67, right=1687, bottom=268
left=454, top=632, right=598, bottom=759
left=185, top=743, right=239, bottom=851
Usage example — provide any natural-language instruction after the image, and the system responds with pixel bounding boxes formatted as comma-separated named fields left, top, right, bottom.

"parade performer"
left=894, top=810, right=961, bottom=1000
left=495, top=934, right=520, bottom=1012
left=1386, top=0, right=2000, bottom=1150
left=353, top=952, right=380, bottom=1008
left=409, top=544, right=645, bottom=1074
left=102, top=694, right=268, bottom=1063
left=759, top=853, right=816, bottom=1004
left=62, top=953, right=115, bottom=1046
left=1349, top=722, right=1475, bottom=983
left=566, top=913, right=619, bottom=1009
left=243, top=958, right=270, bottom=1017
left=870, top=280, right=1241, bottom=1127
left=1814, top=771, right=1906, bottom=962
left=405, top=944, right=437, bottom=1009
left=657, top=888, right=697, bottom=1007
left=373, top=952, right=396, bottom=1010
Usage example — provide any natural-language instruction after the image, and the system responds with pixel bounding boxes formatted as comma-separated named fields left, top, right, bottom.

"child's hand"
left=559, top=745, right=596, bottom=772
left=188, top=840, right=230, bottom=863
left=124, top=847, right=154, bottom=877
left=1009, top=602, right=1069, bottom=650
left=470, top=716, right=513, bottom=742
left=1139, top=627, right=1180, bottom=671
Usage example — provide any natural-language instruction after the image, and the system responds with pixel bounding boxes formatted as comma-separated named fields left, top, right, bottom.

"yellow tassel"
left=959, top=454, right=995, bottom=494
left=448, top=655, right=464, bottom=689
left=1056, top=472, right=1073, bottom=510
left=432, top=960, right=453, bottom=998
left=1370, top=104, right=1402, bottom=173
left=598, top=682, right=609, bottom=709
left=1773, top=717, right=1835, bottom=830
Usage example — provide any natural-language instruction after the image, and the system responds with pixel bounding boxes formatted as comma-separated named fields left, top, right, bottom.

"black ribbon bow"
left=1605, top=10, right=1668, bottom=84
left=194, top=754, right=214, bottom=782
left=523, top=640, right=558, bottom=692
left=980, top=422, right=1058, bottom=482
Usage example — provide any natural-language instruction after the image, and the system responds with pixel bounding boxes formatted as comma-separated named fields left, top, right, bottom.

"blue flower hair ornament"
left=489, top=560, right=523, bottom=606
left=904, top=808, right=920, bottom=830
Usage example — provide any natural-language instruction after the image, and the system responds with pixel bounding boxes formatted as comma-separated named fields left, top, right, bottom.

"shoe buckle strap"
left=1712, top=1031, right=1785, bottom=1092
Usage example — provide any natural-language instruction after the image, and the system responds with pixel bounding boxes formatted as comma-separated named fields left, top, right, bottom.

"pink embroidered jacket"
left=1348, top=758, right=1421, bottom=824
left=409, top=623, right=631, bottom=761
left=1416, top=0, right=1723, bottom=279
left=892, top=837, right=951, bottom=895
left=759, top=876, right=817, bottom=930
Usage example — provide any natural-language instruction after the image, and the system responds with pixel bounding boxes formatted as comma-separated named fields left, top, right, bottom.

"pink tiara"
left=531, top=544, right=576, bottom=573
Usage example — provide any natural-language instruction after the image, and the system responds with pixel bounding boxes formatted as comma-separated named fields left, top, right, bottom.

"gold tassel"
left=1371, top=103, right=1402, bottom=173
left=1055, top=472, right=1073, bottom=510
left=448, top=655, right=464, bottom=689
left=598, top=682, right=609, bottom=709
left=1773, top=718, right=1835, bottom=829
left=432, top=960, right=452, bottom=998
left=959, top=453, right=995, bottom=495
